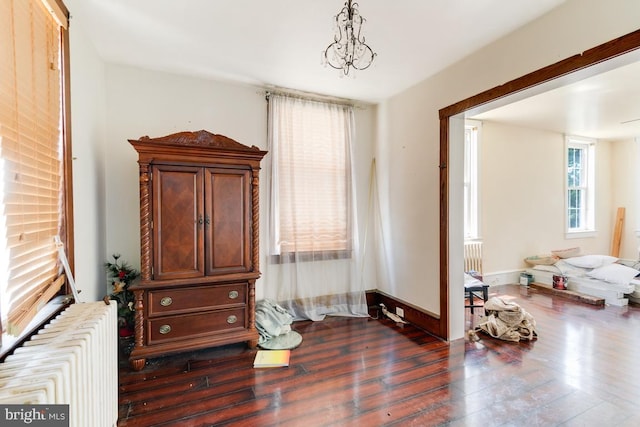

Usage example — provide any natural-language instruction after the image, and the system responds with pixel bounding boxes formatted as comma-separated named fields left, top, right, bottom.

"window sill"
left=270, top=250, right=352, bottom=264
left=0, top=295, right=70, bottom=361
left=565, top=230, right=597, bottom=239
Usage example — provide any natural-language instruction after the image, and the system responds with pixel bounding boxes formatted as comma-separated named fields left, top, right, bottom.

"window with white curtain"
left=566, top=135, right=596, bottom=236
left=264, top=93, right=366, bottom=320
left=268, top=94, right=353, bottom=261
left=0, top=0, right=70, bottom=340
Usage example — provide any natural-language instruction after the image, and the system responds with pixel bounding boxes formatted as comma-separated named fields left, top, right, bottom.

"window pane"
left=568, top=188, right=583, bottom=229
left=464, top=123, right=479, bottom=240
left=569, top=209, right=579, bottom=229
left=568, top=168, right=576, bottom=187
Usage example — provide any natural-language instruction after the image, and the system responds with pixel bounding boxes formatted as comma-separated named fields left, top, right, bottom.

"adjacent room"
left=465, top=60, right=640, bottom=305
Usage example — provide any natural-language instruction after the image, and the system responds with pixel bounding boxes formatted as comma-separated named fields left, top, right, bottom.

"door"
left=205, top=168, right=251, bottom=275
left=152, top=165, right=204, bottom=280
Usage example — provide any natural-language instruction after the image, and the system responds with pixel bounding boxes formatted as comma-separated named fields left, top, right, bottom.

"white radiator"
left=464, top=241, right=483, bottom=274
left=0, top=301, right=118, bottom=427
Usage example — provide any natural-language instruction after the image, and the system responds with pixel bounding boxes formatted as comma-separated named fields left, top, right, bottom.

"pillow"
left=587, top=263, right=640, bottom=285
left=524, top=254, right=559, bottom=266
left=551, top=247, right=581, bottom=259
left=563, top=255, right=618, bottom=269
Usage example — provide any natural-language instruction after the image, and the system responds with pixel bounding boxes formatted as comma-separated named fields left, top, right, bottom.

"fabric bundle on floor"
left=476, top=297, right=537, bottom=342
left=255, top=299, right=295, bottom=344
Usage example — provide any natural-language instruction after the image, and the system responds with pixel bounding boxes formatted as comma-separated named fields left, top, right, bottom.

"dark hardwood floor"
left=117, top=285, right=640, bottom=426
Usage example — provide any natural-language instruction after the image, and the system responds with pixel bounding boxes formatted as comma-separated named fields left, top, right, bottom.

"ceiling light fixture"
left=323, top=0, right=376, bottom=76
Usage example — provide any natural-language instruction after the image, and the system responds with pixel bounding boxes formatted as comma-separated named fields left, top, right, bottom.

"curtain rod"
left=260, top=86, right=371, bottom=109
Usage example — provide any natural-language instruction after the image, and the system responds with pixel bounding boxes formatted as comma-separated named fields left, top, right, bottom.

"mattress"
left=525, top=268, right=638, bottom=306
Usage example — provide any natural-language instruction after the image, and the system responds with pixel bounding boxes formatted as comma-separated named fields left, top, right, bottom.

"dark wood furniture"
left=464, top=273, right=488, bottom=314
left=128, top=130, right=267, bottom=371
left=464, top=282, right=489, bottom=314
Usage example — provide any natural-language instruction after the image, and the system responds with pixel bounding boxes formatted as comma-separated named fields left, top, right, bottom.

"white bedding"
left=526, top=255, right=640, bottom=306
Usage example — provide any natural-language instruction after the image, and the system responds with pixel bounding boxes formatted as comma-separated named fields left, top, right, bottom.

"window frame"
left=463, top=120, right=481, bottom=241
left=565, top=135, right=596, bottom=238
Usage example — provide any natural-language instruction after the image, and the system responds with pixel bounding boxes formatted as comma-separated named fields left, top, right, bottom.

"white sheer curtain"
left=263, top=94, right=367, bottom=321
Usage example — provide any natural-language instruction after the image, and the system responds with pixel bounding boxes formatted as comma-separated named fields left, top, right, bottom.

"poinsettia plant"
left=105, top=253, right=139, bottom=334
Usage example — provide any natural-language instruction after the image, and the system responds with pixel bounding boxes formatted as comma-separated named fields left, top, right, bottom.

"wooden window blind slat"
left=0, top=0, right=65, bottom=335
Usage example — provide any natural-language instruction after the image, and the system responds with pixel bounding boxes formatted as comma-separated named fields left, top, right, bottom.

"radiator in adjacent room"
left=464, top=241, right=483, bottom=274
left=0, top=301, right=118, bottom=427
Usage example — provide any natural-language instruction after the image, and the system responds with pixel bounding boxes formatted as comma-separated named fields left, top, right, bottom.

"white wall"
left=377, top=0, right=640, bottom=340
left=103, top=64, right=267, bottom=271
left=103, top=64, right=377, bottom=300
left=68, top=15, right=107, bottom=302
left=480, top=122, right=616, bottom=276
left=611, top=138, right=639, bottom=260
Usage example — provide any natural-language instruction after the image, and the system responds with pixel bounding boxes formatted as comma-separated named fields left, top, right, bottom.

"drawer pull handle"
left=159, top=324, right=172, bottom=334
left=160, top=297, right=173, bottom=307
left=228, top=290, right=239, bottom=299
left=227, top=315, right=237, bottom=324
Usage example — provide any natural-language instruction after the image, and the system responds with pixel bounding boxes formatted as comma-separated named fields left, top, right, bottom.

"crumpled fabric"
left=476, top=297, right=537, bottom=342
left=255, top=299, right=294, bottom=344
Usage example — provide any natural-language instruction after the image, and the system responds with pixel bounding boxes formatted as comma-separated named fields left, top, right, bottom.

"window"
left=0, top=0, right=71, bottom=341
left=566, top=136, right=595, bottom=236
left=267, top=94, right=354, bottom=260
left=464, top=120, right=481, bottom=240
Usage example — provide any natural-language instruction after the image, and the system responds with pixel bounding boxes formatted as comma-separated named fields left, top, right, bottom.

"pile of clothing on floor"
left=473, top=296, right=537, bottom=342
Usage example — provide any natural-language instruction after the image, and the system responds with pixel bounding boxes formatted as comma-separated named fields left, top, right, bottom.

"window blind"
left=269, top=95, right=353, bottom=254
left=0, top=0, right=65, bottom=335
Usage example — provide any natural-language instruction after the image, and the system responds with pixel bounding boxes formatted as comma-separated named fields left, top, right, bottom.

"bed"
left=524, top=253, right=640, bottom=306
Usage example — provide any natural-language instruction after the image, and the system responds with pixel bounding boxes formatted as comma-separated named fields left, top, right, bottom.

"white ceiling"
left=67, top=0, right=640, bottom=140
left=472, top=59, right=640, bottom=141
left=67, top=0, right=566, bottom=103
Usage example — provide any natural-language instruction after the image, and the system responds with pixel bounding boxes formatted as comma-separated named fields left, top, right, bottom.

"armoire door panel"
left=153, top=166, right=205, bottom=280
left=205, top=168, right=251, bottom=274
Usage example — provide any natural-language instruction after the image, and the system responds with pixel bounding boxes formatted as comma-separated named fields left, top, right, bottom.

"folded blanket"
left=475, top=297, right=537, bottom=342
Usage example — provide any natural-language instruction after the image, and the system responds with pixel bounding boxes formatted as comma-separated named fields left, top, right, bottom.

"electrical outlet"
left=396, top=307, right=404, bottom=318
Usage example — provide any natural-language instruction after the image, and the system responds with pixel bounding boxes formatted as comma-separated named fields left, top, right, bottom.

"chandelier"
left=323, top=0, right=376, bottom=76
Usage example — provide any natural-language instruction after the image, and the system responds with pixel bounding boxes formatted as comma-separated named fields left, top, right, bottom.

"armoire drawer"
left=147, top=283, right=247, bottom=316
left=147, top=308, right=246, bottom=344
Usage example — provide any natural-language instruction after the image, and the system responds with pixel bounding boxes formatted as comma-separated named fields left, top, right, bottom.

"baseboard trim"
left=366, top=290, right=442, bottom=339
left=481, top=270, right=522, bottom=287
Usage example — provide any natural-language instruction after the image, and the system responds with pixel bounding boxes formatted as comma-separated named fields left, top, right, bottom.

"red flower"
left=119, top=326, right=134, bottom=337
left=118, top=270, right=126, bottom=279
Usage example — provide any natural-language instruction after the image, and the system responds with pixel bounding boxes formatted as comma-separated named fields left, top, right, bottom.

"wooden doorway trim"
left=438, top=29, right=640, bottom=340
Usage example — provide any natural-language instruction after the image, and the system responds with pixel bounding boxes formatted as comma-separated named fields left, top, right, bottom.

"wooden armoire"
left=128, top=130, right=267, bottom=371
